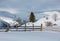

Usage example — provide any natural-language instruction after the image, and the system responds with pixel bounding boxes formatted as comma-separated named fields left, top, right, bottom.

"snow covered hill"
left=0, top=10, right=48, bottom=27
left=0, top=11, right=19, bottom=26
left=22, top=11, right=60, bottom=30
left=0, top=11, right=60, bottom=29
left=16, top=11, right=48, bottom=21
left=21, top=11, right=60, bottom=32
left=0, top=17, right=16, bottom=26
left=23, top=11, right=60, bottom=25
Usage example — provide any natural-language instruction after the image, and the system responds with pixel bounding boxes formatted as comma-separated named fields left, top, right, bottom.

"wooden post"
left=40, top=24, right=43, bottom=31
left=24, top=24, right=26, bottom=32
left=16, top=24, right=18, bottom=31
left=5, top=26, right=10, bottom=32
left=32, top=24, right=34, bottom=31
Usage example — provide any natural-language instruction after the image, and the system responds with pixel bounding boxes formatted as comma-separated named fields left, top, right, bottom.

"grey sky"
left=0, top=0, right=60, bottom=14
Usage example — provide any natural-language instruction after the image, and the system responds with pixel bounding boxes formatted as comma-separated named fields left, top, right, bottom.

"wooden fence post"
left=32, top=24, right=34, bottom=31
left=16, top=24, right=18, bottom=31
left=24, top=23, right=26, bottom=32
left=40, top=24, right=43, bottom=31
left=5, top=26, right=10, bottom=32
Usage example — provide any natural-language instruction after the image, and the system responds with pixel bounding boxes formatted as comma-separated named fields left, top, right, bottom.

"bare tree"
left=46, top=17, right=48, bottom=20
left=14, top=17, right=21, bottom=31
left=5, top=26, right=10, bottom=32
left=52, top=13, right=57, bottom=21
left=14, top=22, right=19, bottom=31
left=16, top=17, right=21, bottom=24
left=45, top=22, right=53, bottom=27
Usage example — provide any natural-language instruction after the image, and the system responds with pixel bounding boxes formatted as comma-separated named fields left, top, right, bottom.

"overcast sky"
left=0, top=0, right=60, bottom=14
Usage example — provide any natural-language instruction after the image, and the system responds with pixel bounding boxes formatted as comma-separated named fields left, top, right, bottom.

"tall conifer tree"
left=29, top=12, right=35, bottom=23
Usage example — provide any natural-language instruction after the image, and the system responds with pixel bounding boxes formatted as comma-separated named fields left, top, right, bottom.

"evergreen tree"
left=29, top=12, right=35, bottom=23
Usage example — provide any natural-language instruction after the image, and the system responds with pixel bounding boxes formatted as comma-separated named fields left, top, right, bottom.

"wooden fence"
left=0, top=24, right=60, bottom=32
left=5, top=24, right=43, bottom=32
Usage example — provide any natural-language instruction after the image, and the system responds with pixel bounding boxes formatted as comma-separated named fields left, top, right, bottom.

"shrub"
left=5, top=27, right=10, bottom=32
left=53, top=23, right=57, bottom=26
left=45, top=22, right=53, bottom=27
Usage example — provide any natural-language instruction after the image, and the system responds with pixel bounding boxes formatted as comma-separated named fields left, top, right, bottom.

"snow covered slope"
left=0, top=32, right=60, bottom=41
left=16, top=11, right=48, bottom=21
left=0, top=11, right=19, bottom=26
left=0, top=16, right=18, bottom=26
left=22, top=11, right=60, bottom=27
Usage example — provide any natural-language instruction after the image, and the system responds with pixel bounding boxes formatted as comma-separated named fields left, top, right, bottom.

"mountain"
left=0, top=11, right=18, bottom=26
left=0, top=11, right=48, bottom=21
left=0, top=11, right=15, bottom=19
left=0, top=16, right=18, bottom=26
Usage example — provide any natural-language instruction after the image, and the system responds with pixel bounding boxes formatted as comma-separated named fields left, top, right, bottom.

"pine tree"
left=29, top=12, right=35, bottom=23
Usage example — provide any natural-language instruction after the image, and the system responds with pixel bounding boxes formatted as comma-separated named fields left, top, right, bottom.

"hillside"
left=22, top=11, right=60, bottom=32
left=0, top=17, right=17, bottom=26
left=22, top=11, right=60, bottom=26
left=0, top=11, right=15, bottom=18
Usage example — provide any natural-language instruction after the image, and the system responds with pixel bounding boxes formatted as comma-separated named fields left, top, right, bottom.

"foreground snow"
left=0, top=32, right=60, bottom=41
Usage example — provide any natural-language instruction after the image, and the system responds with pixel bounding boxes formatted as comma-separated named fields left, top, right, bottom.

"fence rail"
left=0, top=24, right=43, bottom=32
left=0, top=24, right=60, bottom=32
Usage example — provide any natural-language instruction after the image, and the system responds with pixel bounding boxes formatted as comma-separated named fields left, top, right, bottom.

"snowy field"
left=0, top=32, right=60, bottom=41
left=0, top=11, right=60, bottom=41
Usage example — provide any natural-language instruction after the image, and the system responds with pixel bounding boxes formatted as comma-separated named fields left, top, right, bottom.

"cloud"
left=0, top=8, right=18, bottom=14
left=0, top=0, right=60, bottom=13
